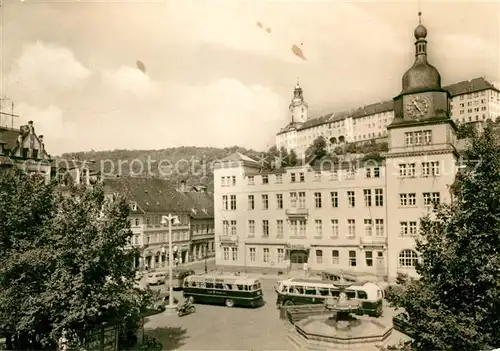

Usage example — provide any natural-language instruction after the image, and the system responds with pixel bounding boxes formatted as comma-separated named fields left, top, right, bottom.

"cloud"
left=101, top=66, right=160, bottom=99
left=8, top=41, right=91, bottom=94
left=15, top=103, right=77, bottom=155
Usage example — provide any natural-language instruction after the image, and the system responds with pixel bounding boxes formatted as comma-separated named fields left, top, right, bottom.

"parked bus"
left=320, top=269, right=378, bottom=283
left=275, top=278, right=384, bottom=317
left=183, top=274, right=265, bottom=308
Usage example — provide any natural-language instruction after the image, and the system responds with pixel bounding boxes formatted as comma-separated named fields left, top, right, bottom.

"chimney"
left=39, top=135, right=44, bottom=150
left=28, top=121, right=34, bottom=134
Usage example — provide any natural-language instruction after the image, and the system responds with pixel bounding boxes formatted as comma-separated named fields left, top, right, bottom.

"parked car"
left=392, top=312, right=414, bottom=337
left=147, top=272, right=166, bottom=285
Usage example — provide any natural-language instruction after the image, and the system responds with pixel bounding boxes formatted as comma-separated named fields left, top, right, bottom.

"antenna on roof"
left=0, top=97, right=19, bottom=129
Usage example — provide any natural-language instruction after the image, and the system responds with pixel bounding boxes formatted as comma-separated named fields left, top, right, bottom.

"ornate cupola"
left=400, top=12, right=442, bottom=95
left=289, top=80, right=308, bottom=124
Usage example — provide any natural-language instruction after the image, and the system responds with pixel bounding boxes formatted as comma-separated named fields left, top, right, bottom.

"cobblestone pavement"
left=143, top=278, right=409, bottom=350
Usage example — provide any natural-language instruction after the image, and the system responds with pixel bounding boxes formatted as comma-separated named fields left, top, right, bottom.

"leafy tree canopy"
left=386, top=125, right=500, bottom=351
left=0, top=168, right=153, bottom=349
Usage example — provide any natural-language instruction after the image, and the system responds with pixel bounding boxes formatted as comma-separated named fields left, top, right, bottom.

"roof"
left=183, top=191, right=214, bottom=219
left=443, top=77, right=499, bottom=96
left=278, top=77, right=497, bottom=134
left=0, top=127, right=21, bottom=151
left=221, top=152, right=258, bottom=163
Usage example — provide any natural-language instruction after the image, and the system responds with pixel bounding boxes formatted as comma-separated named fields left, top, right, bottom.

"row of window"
left=221, top=246, right=419, bottom=268
left=130, top=231, right=190, bottom=246
left=131, top=215, right=190, bottom=227
left=223, top=189, right=385, bottom=211
left=399, top=161, right=440, bottom=177
left=223, top=218, right=386, bottom=239
left=405, top=130, right=432, bottom=146
left=192, top=223, right=214, bottom=235
left=246, top=167, right=381, bottom=186
left=399, top=192, right=440, bottom=208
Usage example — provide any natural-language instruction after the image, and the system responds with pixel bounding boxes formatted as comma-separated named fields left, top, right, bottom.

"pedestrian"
left=144, top=263, right=149, bottom=271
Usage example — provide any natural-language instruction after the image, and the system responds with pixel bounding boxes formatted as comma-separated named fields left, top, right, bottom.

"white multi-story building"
left=215, top=15, right=461, bottom=282
left=277, top=80, right=499, bottom=158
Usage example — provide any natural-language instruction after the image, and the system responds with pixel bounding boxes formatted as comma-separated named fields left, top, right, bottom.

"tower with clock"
left=383, top=13, right=459, bottom=282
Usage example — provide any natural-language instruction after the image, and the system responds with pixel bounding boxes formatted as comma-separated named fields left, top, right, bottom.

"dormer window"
left=130, top=202, right=137, bottom=211
left=32, top=149, right=38, bottom=159
left=22, top=148, right=29, bottom=158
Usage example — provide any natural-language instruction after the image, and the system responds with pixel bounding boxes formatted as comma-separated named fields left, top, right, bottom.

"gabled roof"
left=221, top=152, right=258, bottom=163
left=443, top=77, right=499, bottom=97
left=104, top=177, right=192, bottom=214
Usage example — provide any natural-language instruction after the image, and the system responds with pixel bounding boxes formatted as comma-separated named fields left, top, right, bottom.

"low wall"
left=280, top=304, right=331, bottom=324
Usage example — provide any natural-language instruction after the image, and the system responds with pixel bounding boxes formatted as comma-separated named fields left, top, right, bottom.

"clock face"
left=405, top=96, right=429, bottom=119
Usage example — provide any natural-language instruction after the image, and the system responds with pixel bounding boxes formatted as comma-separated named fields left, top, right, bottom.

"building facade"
left=0, top=120, right=52, bottom=182
left=277, top=81, right=499, bottom=159
left=104, top=177, right=215, bottom=271
left=215, top=15, right=460, bottom=282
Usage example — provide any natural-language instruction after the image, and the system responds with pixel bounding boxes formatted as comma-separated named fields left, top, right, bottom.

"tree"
left=0, top=168, right=152, bottom=349
left=279, top=146, right=290, bottom=168
left=456, top=122, right=475, bottom=139
left=305, top=136, right=328, bottom=163
left=288, top=149, right=298, bottom=167
left=386, top=125, right=500, bottom=350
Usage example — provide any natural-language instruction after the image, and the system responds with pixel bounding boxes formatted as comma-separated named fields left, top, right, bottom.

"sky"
left=0, top=0, right=499, bottom=155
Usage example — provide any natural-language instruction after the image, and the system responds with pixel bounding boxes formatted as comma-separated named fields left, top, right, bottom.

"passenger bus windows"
left=318, top=288, right=330, bottom=296
left=281, top=285, right=289, bottom=293
left=357, top=291, right=368, bottom=299
left=225, top=284, right=233, bottom=290
left=305, top=287, right=316, bottom=295
left=245, top=285, right=249, bottom=291
left=215, top=283, right=224, bottom=289
left=237, top=284, right=244, bottom=290
left=206, top=282, right=214, bottom=289
left=346, top=290, right=356, bottom=299
left=294, top=286, right=304, bottom=294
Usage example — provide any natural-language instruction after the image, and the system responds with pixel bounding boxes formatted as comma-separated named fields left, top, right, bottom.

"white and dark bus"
left=275, top=278, right=384, bottom=317
left=183, top=274, right=265, bottom=308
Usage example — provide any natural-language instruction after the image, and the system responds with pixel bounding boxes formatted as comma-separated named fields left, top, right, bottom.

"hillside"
left=61, top=146, right=264, bottom=191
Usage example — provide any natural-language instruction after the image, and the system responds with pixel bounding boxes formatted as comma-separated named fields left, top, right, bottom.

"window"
left=423, top=130, right=432, bottom=144
left=314, top=192, right=322, bottom=208
left=399, top=164, right=407, bottom=177
left=332, top=250, right=339, bottom=264
left=232, top=247, right=238, bottom=261
left=348, top=191, right=355, bottom=207
left=276, top=174, right=283, bottom=184
left=276, top=194, right=283, bottom=209
left=365, top=168, right=371, bottom=178
left=290, top=192, right=297, bottom=208
left=431, top=161, right=440, bottom=176
left=262, top=220, right=269, bottom=237
left=230, top=220, right=237, bottom=236
left=290, top=220, right=298, bottom=237
left=400, top=193, right=416, bottom=207
left=399, top=249, right=419, bottom=268
left=330, top=170, right=338, bottom=180
left=262, top=194, right=269, bottom=209
left=347, top=219, right=356, bottom=238
left=277, top=248, right=284, bottom=262
left=248, top=195, right=254, bottom=210
left=231, top=176, right=236, bottom=186
left=223, top=247, right=229, bottom=260
left=262, top=175, right=269, bottom=184
left=331, top=192, right=338, bottom=208
left=299, top=220, right=306, bottom=237
left=409, top=221, right=417, bottom=236
left=291, top=173, right=296, bottom=183
left=363, top=189, right=372, bottom=207
left=135, top=218, right=139, bottom=226
left=347, top=167, right=356, bottom=179
left=248, top=220, right=255, bottom=236
left=405, top=130, right=432, bottom=146
left=222, top=220, right=229, bottom=235
left=230, top=195, right=236, bottom=210
left=365, top=251, right=373, bottom=267
left=222, top=195, right=228, bottom=210
left=422, top=162, right=430, bottom=177
left=298, top=192, right=306, bottom=208
left=364, top=219, right=372, bottom=236
left=400, top=222, right=408, bottom=236
left=32, top=149, right=38, bottom=159
left=316, top=249, right=323, bottom=264
left=146, top=217, right=151, bottom=226
left=314, top=171, right=322, bottom=181
left=375, top=219, right=384, bottom=236
left=248, top=176, right=254, bottom=185
left=349, top=250, right=356, bottom=267
left=315, top=219, right=322, bottom=237
left=375, top=189, right=384, bottom=206
left=263, top=248, right=270, bottom=263
left=331, top=219, right=339, bottom=238
left=277, top=220, right=284, bottom=237
left=423, top=192, right=440, bottom=208
left=374, top=167, right=380, bottom=178
left=299, top=172, right=305, bottom=182
left=250, top=248, right=256, bottom=262
left=221, top=177, right=227, bottom=187
left=408, top=163, right=415, bottom=177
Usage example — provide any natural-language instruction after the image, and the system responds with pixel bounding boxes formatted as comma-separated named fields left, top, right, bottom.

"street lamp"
left=204, top=242, right=208, bottom=274
left=161, top=214, right=180, bottom=313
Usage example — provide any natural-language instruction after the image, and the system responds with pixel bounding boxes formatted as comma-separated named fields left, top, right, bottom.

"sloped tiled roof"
left=0, top=127, right=21, bottom=151
left=183, top=191, right=214, bottom=219
left=443, top=77, right=499, bottom=97
left=351, top=100, right=394, bottom=119
left=104, top=177, right=192, bottom=214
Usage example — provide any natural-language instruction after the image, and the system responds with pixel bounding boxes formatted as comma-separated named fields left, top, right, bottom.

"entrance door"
left=376, top=251, right=385, bottom=276
left=290, top=250, right=308, bottom=270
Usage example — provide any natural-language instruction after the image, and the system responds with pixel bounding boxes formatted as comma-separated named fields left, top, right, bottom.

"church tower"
left=384, top=13, right=458, bottom=282
left=289, top=81, right=308, bottom=124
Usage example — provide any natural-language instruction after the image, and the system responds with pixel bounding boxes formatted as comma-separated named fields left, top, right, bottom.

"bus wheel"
left=225, top=299, right=235, bottom=308
left=283, top=300, right=294, bottom=306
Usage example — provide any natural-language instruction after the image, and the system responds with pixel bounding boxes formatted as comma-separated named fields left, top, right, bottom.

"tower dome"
left=400, top=13, right=441, bottom=95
